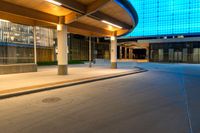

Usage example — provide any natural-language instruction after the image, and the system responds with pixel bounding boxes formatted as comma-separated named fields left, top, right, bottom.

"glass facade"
left=126, top=0, right=200, bottom=37
left=68, top=35, right=90, bottom=61
left=68, top=34, right=110, bottom=61
left=150, top=42, right=200, bottom=63
left=0, top=20, right=108, bottom=65
left=0, top=20, right=55, bottom=64
left=35, top=27, right=54, bottom=47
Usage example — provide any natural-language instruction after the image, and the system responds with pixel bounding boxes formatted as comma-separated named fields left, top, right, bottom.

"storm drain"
left=42, top=97, right=61, bottom=104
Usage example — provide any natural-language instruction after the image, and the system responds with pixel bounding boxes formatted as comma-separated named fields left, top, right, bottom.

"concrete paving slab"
left=0, top=64, right=146, bottom=99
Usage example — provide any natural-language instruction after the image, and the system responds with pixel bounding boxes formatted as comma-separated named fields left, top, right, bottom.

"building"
left=0, top=0, right=138, bottom=74
left=0, top=21, right=56, bottom=64
left=0, top=19, right=109, bottom=66
left=119, top=0, right=200, bottom=63
left=68, top=35, right=110, bottom=61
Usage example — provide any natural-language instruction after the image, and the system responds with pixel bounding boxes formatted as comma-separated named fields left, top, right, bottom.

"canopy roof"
left=0, top=0, right=138, bottom=37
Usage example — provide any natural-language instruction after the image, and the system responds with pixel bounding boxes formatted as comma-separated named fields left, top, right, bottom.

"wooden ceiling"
left=78, top=16, right=120, bottom=31
left=3, top=0, right=72, bottom=16
left=0, top=0, right=137, bottom=37
left=99, top=1, right=133, bottom=26
left=76, top=0, right=97, bottom=5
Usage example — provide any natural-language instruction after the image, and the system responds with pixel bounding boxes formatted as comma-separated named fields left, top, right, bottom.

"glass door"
left=174, top=51, right=182, bottom=63
left=158, top=49, right=163, bottom=62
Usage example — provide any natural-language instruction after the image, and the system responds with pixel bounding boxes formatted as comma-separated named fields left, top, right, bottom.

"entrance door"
left=158, top=49, right=163, bottom=62
left=183, top=48, right=188, bottom=62
left=193, top=48, right=200, bottom=63
left=169, top=49, right=174, bottom=62
left=174, top=51, right=182, bottom=62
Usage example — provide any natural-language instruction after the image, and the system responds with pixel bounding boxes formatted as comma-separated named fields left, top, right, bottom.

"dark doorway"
left=133, top=49, right=146, bottom=59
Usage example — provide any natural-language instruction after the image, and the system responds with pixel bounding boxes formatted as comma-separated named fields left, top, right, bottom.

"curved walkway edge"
left=0, top=67, right=147, bottom=100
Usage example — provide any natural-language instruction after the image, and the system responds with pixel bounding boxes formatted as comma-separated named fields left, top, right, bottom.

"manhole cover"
left=42, top=97, right=61, bottom=104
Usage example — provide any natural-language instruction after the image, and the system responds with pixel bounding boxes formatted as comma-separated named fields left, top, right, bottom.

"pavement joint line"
left=179, top=67, right=194, bottom=133
left=0, top=68, right=148, bottom=100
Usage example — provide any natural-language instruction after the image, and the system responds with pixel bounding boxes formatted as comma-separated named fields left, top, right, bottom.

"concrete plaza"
left=0, top=63, right=143, bottom=97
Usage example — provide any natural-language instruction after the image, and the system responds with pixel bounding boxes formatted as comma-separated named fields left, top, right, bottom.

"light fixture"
left=101, top=20, right=122, bottom=29
left=45, top=0, right=62, bottom=6
left=57, top=24, right=62, bottom=31
left=111, top=36, right=116, bottom=41
left=0, top=19, right=10, bottom=22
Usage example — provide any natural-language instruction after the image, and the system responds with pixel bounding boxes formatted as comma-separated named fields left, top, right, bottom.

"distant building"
left=120, top=0, right=200, bottom=63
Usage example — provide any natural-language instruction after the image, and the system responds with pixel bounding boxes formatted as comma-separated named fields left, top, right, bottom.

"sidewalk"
left=118, top=59, right=149, bottom=63
left=0, top=64, right=146, bottom=99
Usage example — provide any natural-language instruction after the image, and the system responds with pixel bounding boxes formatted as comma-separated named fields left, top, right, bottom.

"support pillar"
left=89, top=37, right=92, bottom=67
left=110, top=36, right=117, bottom=69
left=33, top=26, right=37, bottom=65
left=146, top=47, right=149, bottom=60
left=129, top=48, right=133, bottom=59
left=120, top=46, right=123, bottom=59
left=57, top=24, right=68, bottom=75
left=124, top=47, right=127, bottom=59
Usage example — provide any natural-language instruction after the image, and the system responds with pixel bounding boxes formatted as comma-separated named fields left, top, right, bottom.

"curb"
left=0, top=68, right=147, bottom=99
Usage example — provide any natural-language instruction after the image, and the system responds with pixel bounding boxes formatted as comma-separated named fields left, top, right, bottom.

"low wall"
left=0, top=64, right=37, bottom=75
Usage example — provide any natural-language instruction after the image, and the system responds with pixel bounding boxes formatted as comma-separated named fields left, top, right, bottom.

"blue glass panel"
left=125, top=0, right=200, bottom=37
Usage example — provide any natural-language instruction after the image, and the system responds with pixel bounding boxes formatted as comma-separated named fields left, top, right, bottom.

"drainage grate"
left=42, top=97, right=61, bottom=104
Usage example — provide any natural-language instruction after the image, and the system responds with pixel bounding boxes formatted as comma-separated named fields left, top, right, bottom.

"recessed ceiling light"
left=57, top=24, right=62, bottom=31
left=111, top=36, right=116, bottom=41
left=0, top=19, right=10, bottom=22
left=45, top=0, right=62, bottom=6
left=101, top=20, right=122, bottom=29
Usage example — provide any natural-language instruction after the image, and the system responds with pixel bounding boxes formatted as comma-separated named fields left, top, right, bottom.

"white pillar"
left=89, top=37, right=92, bottom=67
left=120, top=46, right=123, bottom=59
left=33, top=26, right=37, bottom=64
left=57, top=24, right=68, bottom=75
left=146, top=47, right=149, bottom=60
left=110, top=36, right=117, bottom=69
left=125, top=47, right=127, bottom=59
left=129, top=48, right=132, bottom=59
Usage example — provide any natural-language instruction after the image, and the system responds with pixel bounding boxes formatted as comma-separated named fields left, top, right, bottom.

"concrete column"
left=33, top=26, right=37, bottom=64
left=110, top=36, right=117, bottom=69
left=120, top=46, right=123, bottom=59
left=89, top=37, right=92, bottom=67
left=129, top=48, right=132, bottom=59
left=57, top=24, right=68, bottom=75
left=146, top=47, right=149, bottom=60
left=124, top=47, right=127, bottom=59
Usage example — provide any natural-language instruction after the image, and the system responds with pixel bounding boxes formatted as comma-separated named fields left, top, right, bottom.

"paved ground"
left=0, top=62, right=200, bottom=133
left=0, top=64, right=136, bottom=92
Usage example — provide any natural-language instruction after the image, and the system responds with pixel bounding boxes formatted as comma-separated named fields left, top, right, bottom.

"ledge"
left=0, top=63, right=37, bottom=75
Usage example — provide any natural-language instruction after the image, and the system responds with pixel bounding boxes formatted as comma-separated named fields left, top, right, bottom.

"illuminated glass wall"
left=0, top=21, right=55, bottom=64
left=126, top=0, right=200, bottom=37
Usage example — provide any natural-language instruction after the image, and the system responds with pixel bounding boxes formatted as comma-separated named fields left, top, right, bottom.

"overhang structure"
left=0, top=0, right=138, bottom=37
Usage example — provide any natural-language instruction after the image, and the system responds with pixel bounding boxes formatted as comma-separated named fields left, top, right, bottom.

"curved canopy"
left=0, top=0, right=138, bottom=37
